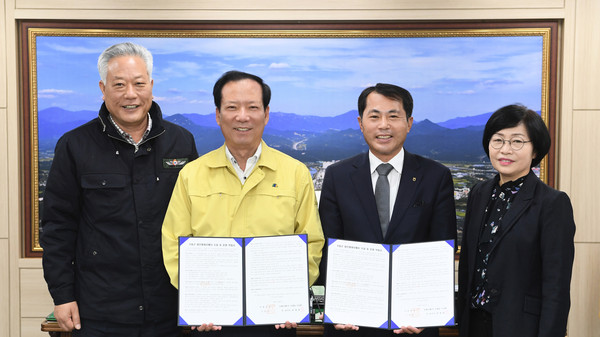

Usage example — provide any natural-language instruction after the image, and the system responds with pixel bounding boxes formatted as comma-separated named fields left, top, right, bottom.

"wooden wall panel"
left=14, top=0, right=565, bottom=10
left=20, top=269, right=53, bottom=318
left=0, top=240, right=9, bottom=337
left=569, top=243, right=600, bottom=337
left=556, top=0, right=576, bottom=195
left=0, top=0, right=6, bottom=107
left=0, top=108, right=7, bottom=239
left=570, top=110, right=600, bottom=242
left=20, top=318, right=47, bottom=337
left=12, top=8, right=568, bottom=21
left=4, top=0, right=599, bottom=337
left=5, top=0, right=23, bottom=335
left=573, top=0, right=600, bottom=109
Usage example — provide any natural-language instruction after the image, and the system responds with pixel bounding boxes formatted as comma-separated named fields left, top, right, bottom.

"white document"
left=324, top=239, right=390, bottom=328
left=178, top=235, right=310, bottom=326
left=178, top=237, right=243, bottom=326
left=390, top=241, right=455, bottom=328
left=245, top=235, right=310, bottom=325
left=324, top=239, right=455, bottom=330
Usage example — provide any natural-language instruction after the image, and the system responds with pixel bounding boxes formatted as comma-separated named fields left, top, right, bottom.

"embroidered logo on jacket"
left=163, top=158, right=188, bottom=169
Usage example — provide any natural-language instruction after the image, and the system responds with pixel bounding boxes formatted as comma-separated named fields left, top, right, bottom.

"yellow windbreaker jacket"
left=162, top=141, right=324, bottom=287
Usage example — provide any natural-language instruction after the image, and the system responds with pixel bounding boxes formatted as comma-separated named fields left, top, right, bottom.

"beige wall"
left=2, top=0, right=599, bottom=336
left=568, top=0, right=600, bottom=335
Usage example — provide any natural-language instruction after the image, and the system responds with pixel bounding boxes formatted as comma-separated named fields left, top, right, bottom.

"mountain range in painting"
left=37, top=107, right=494, bottom=163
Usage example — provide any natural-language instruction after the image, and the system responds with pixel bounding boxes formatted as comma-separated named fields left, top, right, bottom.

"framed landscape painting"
left=20, top=21, right=558, bottom=256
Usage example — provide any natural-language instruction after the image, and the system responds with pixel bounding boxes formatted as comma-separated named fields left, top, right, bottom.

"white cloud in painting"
left=480, top=79, right=522, bottom=88
left=39, top=89, right=75, bottom=94
left=153, top=95, right=187, bottom=103
left=43, top=43, right=100, bottom=54
left=189, top=99, right=212, bottom=104
left=38, top=89, right=75, bottom=98
left=269, top=62, right=290, bottom=69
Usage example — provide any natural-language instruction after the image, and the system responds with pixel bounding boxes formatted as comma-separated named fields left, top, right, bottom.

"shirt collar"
left=108, top=112, right=152, bottom=151
left=369, top=148, right=405, bottom=175
left=225, top=142, right=262, bottom=168
left=496, top=174, right=528, bottom=191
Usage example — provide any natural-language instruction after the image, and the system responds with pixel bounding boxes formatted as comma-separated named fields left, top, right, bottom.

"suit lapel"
left=350, top=153, right=383, bottom=241
left=488, top=171, right=537, bottom=254
left=389, top=151, right=421, bottom=234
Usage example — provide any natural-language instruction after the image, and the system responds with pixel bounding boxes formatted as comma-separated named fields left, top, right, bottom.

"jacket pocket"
left=81, top=173, right=127, bottom=189
left=80, top=173, right=129, bottom=219
left=523, top=295, right=542, bottom=315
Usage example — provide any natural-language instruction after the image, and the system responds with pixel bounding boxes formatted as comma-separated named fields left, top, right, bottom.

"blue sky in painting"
left=36, top=35, right=542, bottom=122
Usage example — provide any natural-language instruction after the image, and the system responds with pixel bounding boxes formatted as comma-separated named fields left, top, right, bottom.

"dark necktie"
left=375, top=163, right=393, bottom=238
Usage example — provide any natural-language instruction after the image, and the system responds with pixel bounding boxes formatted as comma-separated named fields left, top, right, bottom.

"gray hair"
left=97, top=42, right=153, bottom=84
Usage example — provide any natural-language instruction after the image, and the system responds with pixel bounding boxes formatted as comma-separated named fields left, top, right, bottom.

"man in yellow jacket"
left=162, top=70, right=324, bottom=337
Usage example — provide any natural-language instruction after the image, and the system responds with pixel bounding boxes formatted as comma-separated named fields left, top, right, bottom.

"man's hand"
left=393, top=326, right=424, bottom=334
left=275, top=321, right=298, bottom=329
left=316, top=313, right=359, bottom=331
left=334, top=323, right=360, bottom=331
left=54, top=301, right=81, bottom=331
left=190, top=323, right=222, bottom=332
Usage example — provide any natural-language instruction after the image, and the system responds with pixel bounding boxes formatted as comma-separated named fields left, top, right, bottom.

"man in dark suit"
left=318, top=83, right=457, bottom=336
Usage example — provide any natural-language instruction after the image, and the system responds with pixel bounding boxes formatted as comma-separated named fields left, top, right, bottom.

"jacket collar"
left=349, top=150, right=421, bottom=241
left=97, top=101, right=165, bottom=139
left=208, top=140, right=276, bottom=172
left=350, top=153, right=380, bottom=239
left=468, top=170, right=538, bottom=258
left=389, top=151, right=422, bottom=229
left=487, top=170, right=538, bottom=253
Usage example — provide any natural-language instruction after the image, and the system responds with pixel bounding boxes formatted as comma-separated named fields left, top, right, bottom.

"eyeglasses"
left=490, top=137, right=532, bottom=151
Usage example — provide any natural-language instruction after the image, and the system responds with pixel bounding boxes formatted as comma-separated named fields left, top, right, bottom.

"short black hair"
left=483, top=104, right=551, bottom=167
left=357, top=83, right=413, bottom=119
left=213, top=70, right=271, bottom=109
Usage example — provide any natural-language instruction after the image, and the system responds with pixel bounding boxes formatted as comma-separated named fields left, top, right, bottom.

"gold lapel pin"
left=412, top=177, right=417, bottom=182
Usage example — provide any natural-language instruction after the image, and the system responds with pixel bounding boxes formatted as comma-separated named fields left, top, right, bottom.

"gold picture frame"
left=20, top=21, right=558, bottom=256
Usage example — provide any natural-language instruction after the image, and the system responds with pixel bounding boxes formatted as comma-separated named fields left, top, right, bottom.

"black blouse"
left=470, top=174, right=527, bottom=310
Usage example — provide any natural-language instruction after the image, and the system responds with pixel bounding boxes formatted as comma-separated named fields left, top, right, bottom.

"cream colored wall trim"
left=556, top=0, right=575, bottom=195
left=19, top=258, right=42, bottom=269
left=571, top=110, right=600, bottom=243
left=20, top=318, right=47, bottom=337
left=0, top=0, right=6, bottom=107
left=5, top=0, right=23, bottom=335
left=9, top=1, right=600, bottom=337
left=0, top=108, right=7, bottom=239
left=569, top=243, right=600, bottom=337
left=0, top=0, right=6, bottom=242
left=0, top=240, right=9, bottom=337
left=12, top=8, right=567, bottom=21
left=21, top=269, right=53, bottom=318
left=14, top=0, right=566, bottom=10
left=573, top=0, right=600, bottom=109
left=0, top=0, right=6, bottom=238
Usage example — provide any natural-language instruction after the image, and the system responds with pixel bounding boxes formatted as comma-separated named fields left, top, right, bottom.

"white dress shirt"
left=369, top=148, right=405, bottom=221
left=226, top=143, right=262, bottom=184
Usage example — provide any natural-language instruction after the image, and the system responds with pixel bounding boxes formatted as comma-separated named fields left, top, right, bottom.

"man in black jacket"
left=40, top=42, right=198, bottom=337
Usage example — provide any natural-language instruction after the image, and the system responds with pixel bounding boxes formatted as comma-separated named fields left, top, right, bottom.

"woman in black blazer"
left=458, top=104, right=575, bottom=337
